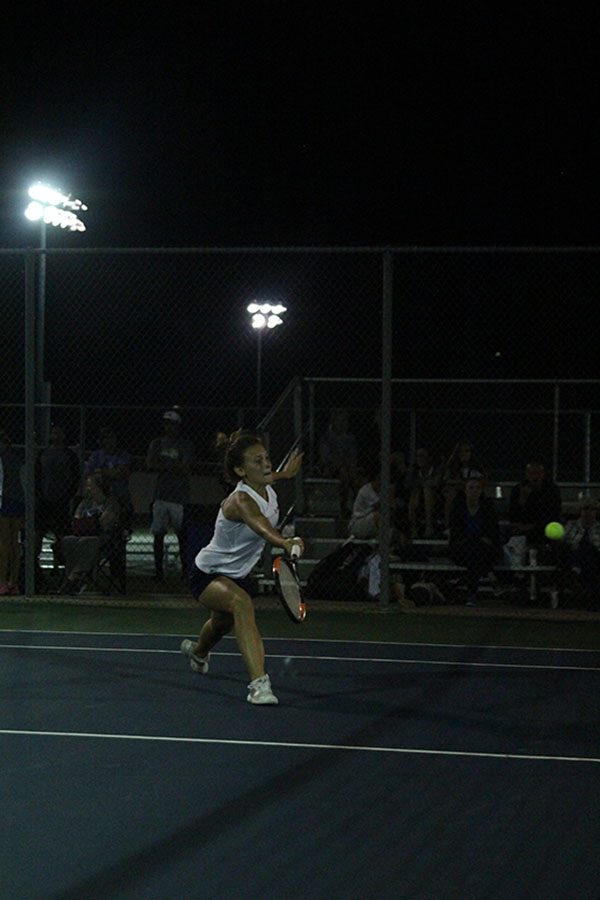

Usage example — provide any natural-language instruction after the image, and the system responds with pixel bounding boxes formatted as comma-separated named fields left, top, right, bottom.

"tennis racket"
left=272, top=543, right=306, bottom=623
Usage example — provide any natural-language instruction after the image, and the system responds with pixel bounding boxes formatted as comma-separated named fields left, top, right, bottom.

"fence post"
left=24, top=253, right=37, bottom=599
left=379, top=249, right=393, bottom=610
left=78, top=404, right=86, bottom=469
left=293, top=379, right=304, bottom=515
left=409, top=408, right=417, bottom=463
left=308, top=380, right=315, bottom=475
left=584, top=412, right=591, bottom=489
left=552, top=384, right=560, bottom=482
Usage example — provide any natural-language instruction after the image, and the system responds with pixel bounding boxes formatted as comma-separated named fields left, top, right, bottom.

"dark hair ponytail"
left=223, top=430, right=264, bottom=483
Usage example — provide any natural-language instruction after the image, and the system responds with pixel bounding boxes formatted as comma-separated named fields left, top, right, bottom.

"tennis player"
left=181, top=431, right=304, bottom=705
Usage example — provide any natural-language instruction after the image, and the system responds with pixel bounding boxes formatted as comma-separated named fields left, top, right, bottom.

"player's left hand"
left=281, top=448, right=304, bottom=479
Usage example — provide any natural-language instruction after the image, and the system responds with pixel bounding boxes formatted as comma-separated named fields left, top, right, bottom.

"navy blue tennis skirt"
left=189, top=565, right=255, bottom=601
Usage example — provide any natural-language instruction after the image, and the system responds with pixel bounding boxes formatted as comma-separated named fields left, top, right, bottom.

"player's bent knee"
left=230, top=592, right=255, bottom=622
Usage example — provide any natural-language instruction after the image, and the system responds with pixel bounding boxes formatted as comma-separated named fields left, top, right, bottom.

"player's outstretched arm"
left=226, top=492, right=304, bottom=556
left=268, top=448, right=304, bottom=483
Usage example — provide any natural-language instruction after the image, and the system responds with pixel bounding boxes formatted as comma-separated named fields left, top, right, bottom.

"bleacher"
left=36, top=470, right=600, bottom=605
left=261, top=475, right=600, bottom=606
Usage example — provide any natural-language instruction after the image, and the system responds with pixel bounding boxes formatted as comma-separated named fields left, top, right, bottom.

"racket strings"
left=278, top=565, right=301, bottom=603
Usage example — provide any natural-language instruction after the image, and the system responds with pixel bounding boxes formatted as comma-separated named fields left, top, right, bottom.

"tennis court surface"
left=1, top=627, right=599, bottom=899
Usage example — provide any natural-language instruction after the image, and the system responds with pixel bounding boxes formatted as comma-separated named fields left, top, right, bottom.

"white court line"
left=0, top=728, right=598, bottom=764
left=0, top=628, right=598, bottom=653
left=0, top=643, right=598, bottom=672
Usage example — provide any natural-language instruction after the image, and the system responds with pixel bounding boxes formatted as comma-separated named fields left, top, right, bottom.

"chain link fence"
left=2, top=247, right=600, bottom=613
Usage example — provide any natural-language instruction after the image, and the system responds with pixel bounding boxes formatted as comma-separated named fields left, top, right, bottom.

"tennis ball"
left=544, top=521, right=565, bottom=541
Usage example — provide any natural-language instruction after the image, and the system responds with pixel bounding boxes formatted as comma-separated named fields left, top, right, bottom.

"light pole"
left=24, top=182, right=87, bottom=443
left=246, top=302, right=287, bottom=419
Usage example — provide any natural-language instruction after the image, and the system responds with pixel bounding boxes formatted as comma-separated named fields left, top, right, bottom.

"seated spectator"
left=348, top=468, right=382, bottom=539
left=441, top=440, right=487, bottom=530
left=35, top=424, right=81, bottom=572
left=318, top=408, right=359, bottom=514
left=555, top=498, right=600, bottom=608
left=59, top=474, right=121, bottom=595
left=448, top=475, right=502, bottom=606
left=508, top=460, right=562, bottom=551
left=0, top=428, right=25, bottom=596
left=405, top=447, right=443, bottom=538
left=85, top=427, right=133, bottom=531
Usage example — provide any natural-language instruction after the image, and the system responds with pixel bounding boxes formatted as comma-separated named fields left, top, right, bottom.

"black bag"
left=305, top=541, right=373, bottom=602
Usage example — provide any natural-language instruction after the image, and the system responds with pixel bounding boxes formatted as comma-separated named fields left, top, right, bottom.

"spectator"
left=555, top=498, right=600, bottom=608
left=348, top=467, right=382, bottom=539
left=441, top=440, right=487, bottom=530
left=508, top=460, right=562, bottom=550
left=35, top=424, right=81, bottom=568
left=59, top=473, right=121, bottom=595
left=405, top=447, right=443, bottom=538
left=146, top=409, right=195, bottom=581
left=349, top=464, right=407, bottom=543
left=0, top=428, right=25, bottom=595
left=448, top=475, right=502, bottom=606
left=85, top=427, right=133, bottom=531
left=318, top=408, right=359, bottom=514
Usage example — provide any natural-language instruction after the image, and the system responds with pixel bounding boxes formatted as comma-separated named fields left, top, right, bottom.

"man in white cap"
left=146, top=410, right=195, bottom=581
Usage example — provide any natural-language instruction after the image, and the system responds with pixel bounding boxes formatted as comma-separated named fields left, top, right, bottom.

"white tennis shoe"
left=180, top=639, right=210, bottom=674
left=247, top=674, right=279, bottom=705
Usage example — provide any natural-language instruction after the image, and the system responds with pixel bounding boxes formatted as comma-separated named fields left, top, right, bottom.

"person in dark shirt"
left=85, top=427, right=133, bottom=531
left=508, top=460, right=562, bottom=549
left=146, top=410, right=195, bottom=581
left=449, top=476, right=502, bottom=606
left=441, top=439, right=487, bottom=531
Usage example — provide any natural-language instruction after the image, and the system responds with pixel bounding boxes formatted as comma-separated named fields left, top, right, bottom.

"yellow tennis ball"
left=544, top=521, right=565, bottom=541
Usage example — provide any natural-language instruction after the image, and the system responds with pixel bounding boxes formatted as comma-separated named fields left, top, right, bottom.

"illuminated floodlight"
left=28, top=181, right=88, bottom=211
left=247, top=301, right=287, bottom=316
left=246, top=300, right=288, bottom=413
left=24, top=201, right=44, bottom=222
left=25, top=181, right=88, bottom=232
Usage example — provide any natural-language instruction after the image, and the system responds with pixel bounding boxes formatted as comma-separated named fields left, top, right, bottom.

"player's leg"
left=194, top=609, right=234, bottom=655
left=199, top=578, right=266, bottom=681
left=181, top=608, right=233, bottom=674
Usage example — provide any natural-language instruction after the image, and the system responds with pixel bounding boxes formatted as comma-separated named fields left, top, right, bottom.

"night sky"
left=2, top=5, right=598, bottom=249
left=1, top=4, right=599, bottom=413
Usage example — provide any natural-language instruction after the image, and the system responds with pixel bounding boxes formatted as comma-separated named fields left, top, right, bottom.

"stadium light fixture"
left=246, top=301, right=287, bottom=417
left=24, top=181, right=88, bottom=232
left=24, top=181, right=88, bottom=448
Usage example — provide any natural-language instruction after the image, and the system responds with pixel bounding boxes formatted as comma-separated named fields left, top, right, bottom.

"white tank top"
left=195, top=481, right=279, bottom=578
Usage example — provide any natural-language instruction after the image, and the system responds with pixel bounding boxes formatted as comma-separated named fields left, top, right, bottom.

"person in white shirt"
left=181, top=431, right=303, bottom=705
left=349, top=472, right=381, bottom=539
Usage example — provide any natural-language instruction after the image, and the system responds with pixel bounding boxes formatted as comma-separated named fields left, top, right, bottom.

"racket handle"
left=290, top=542, right=301, bottom=559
